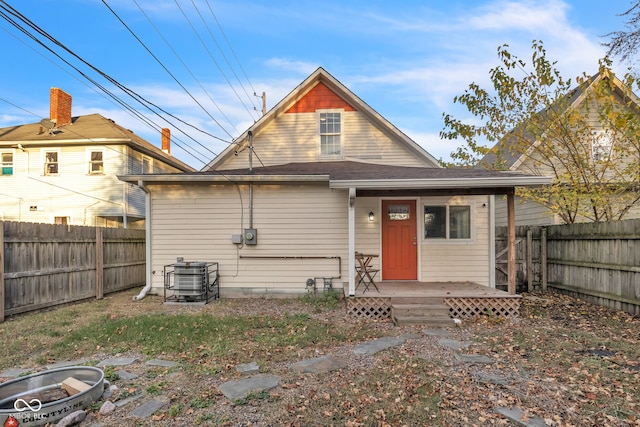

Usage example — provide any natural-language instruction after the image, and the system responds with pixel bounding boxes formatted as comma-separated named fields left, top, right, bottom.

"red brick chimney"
left=161, top=128, right=171, bottom=154
left=50, top=88, right=72, bottom=126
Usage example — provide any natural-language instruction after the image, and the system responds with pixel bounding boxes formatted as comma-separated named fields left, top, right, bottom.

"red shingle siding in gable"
left=286, top=82, right=356, bottom=113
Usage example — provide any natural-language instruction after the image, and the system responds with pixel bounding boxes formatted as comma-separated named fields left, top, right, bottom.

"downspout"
left=248, top=131, right=254, bottom=229
left=133, top=179, right=152, bottom=300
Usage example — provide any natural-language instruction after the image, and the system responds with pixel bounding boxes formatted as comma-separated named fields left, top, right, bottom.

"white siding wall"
left=0, top=145, right=128, bottom=225
left=149, top=183, right=350, bottom=296
left=219, top=111, right=433, bottom=170
left=420, top=195, right=491, bottom=286
left=147, top=187, right=495, bottom=295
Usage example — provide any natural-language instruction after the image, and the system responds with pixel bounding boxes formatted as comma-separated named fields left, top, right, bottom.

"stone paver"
left=97, top=357, right=138, bottom=367
left=0, top=367, right=31, bottom=379
left=456, top=354, right=495, bottom=364
left=422, top=328, right=452, bottom=337
left=236, top=362, right=260, bottom=374
left=290, top=356, right=346, bottom=373
left=352, top=335, right=418, bottom=356
left=46, top=359, right=89, bottom=369
left=145, top=358, right=178, bottom=368
left=218, top=374, right=281, bottom=401
left=476, top=372, right=510, bottom=386
left=114, top=393, right=143, bottom=407
left=128, top=398, right=169, bottom=418
left=495, top=406, right=548, bottom=427
left=114, top=369, right=138, bottom=381
left=437, top=338, right=472, bottom=350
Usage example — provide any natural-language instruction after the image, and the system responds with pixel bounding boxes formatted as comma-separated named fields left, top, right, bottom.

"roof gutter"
left=329, top=176, right=552, bottom=189
left=118, top=174, right=330, bottom=185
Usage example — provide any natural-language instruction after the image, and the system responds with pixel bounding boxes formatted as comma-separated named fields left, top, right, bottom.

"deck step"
left=391, top=302, right=452, bottom=326
left=393, top=315, right=455, bottom=327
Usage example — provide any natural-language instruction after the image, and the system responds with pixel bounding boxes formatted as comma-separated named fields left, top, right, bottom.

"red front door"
left=382, top=200, right=417, bottom=280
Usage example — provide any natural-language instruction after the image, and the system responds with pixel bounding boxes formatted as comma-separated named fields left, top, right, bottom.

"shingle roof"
left=199, top=160, right=540, bottom=181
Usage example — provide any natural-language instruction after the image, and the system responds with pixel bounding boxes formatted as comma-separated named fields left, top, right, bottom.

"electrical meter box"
left=244, top=228, right=258, bottom=245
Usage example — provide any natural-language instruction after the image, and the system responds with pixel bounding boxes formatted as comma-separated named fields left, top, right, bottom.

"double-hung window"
left=424, top=205, right=471, bottom=240
left=44, top=150, right=59, bottom=175
left=1, top=151, right=13, bottom=175
left=88, top=149, right=104, bottom=174
left=318, top=110, right=342, bottom=157
left=592, top=130, right=612, bottom=162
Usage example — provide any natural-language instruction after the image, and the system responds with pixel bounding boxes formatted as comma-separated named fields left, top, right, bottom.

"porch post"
left=348, top=188, right=356, bottom=296
left=507, top=190, right=516, bottom=295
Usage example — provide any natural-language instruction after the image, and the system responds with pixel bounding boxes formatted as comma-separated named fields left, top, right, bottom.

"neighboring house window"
left=88, top=149, right=104, bottom=174
left=318, top=110, right=342, bottom=156
left=54, top=216, right=69, bottom=225
left=1, top=152, right=13, bottom=175
left=424, top=205, right=471, bottom=239
left=44, top=150, right=59, bottom=175
left=592, top=130, right=612, bottom=162
left=142, top=156, right=153, bottom=174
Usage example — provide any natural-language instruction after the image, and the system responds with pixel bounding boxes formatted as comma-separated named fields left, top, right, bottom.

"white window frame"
left=317, top=109, right=343, bottom=158
left=142, top=155, right=153, bottom=174
left=87, top=148, right=105, bottom=175
left=423, top=203, right=474, bottom=241
left=592, top=130, right=613, bottom=162
left=43, top=148, right=60, bottom=175
left=1, top=149, right=14, bottom=176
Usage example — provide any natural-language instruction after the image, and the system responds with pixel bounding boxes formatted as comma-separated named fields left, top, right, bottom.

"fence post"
left=0, top=221, right=4, bottom=323
left=541, top=227, right=547, bottom=291
left=96, top=228, right=103, bottom=300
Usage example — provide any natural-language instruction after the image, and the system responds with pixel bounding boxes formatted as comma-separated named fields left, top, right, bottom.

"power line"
left=130, top=0, right=241, bottom=135
left=172, top=0, right=258, bottom=120
left=0, top=1, right=227, bottom=165
left=102, top=0, right=236, bottom=140
left=190, top=0, right=259, bottom=116
left=205, top=0, right=259, bottom=99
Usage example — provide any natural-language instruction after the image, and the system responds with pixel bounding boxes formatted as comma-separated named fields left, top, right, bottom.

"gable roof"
left=481, top=70, right=640, bottom=171
left=0, top=113, right=194, bottom=171
left=204, top=67, right=440, bottom=170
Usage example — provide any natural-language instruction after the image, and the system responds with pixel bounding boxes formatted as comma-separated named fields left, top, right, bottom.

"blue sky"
left=0, top=0, right=633, bottom=169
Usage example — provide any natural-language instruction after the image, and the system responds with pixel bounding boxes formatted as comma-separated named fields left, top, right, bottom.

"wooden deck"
left=344, top=281, right=521, bottom=320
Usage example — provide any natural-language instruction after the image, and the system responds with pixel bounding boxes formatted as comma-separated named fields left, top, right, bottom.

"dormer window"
left=318, top=110, right=342, bottom=157
left=592, top=130, right=612, bottom=162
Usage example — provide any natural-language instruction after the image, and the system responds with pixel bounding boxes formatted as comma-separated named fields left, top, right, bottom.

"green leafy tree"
left=441, top=40, right=640, bottom=223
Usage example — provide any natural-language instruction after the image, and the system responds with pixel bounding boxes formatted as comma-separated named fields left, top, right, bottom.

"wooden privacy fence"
left=496, top=219, right=640, bottom=315
left=0, top=221, right=145, bottom=322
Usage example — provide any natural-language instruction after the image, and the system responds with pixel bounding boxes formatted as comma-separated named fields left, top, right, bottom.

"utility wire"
left=0, top=21, right=208, bottom=165
left=173, top=0, right=257, bottom=119
left=0, top=1, right=227, bottom=164
left=190, top=0, right=258, bottom=116
left=102, top=0, right=235, bottom=140
left=130, top=0, right=240, bottom=135
left=205, top=0, right=259, bottom=99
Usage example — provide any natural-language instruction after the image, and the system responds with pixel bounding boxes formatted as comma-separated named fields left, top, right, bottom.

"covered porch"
left=344, top=280, right=521, bottom=321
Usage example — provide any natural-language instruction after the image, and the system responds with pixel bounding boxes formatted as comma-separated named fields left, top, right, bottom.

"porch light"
left=368, top=211, right=375, bottom=222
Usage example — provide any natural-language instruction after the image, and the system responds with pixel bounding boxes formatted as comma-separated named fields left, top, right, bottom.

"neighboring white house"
left=120, top=68, right=550, bottom=298
left=0, top=88, right=193, bottom=228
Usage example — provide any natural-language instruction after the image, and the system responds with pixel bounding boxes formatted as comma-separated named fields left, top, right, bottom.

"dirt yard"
left=0, top=289, right=638, bottom=426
